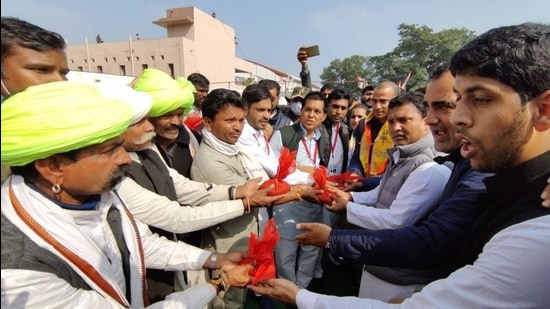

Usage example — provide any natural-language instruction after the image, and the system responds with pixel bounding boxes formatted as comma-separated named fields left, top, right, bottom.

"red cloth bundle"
left=313, top=166, right=333, bottom=204
left=183, top=113, right=203, bottom=132
left=327, top=171, right=363, bottom=188
left=241, top=218, right=280, bottom=284
left=259, top=147, right=297, bottom=196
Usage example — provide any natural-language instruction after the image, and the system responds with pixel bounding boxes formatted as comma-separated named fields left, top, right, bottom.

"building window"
left=142, top=64, right=148, bottom=70
left=77, top=66, right=83, bottom=71
left=104, top=57, right=108, bottom=62
left=119, top=65, right=126, bottom=76
left=161, top=55, right=165, bottom=60
left=136, top=56, right=140, bottom=61
left=91, top=58, right=95, bottom=63
left=168, top=63, right=175, bottom=78
left=97, top=66, right=103, bottom=73
left=151, top=56, right=155, bottom=60
left=112, top=57, right=116, bottom=62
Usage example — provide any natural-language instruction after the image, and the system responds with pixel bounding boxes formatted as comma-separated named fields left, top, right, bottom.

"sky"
left=3, top=0, right=549, bottom=83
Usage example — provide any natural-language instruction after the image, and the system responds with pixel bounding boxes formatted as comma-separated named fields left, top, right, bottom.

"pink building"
left=66, top=6, right=307, bottom=98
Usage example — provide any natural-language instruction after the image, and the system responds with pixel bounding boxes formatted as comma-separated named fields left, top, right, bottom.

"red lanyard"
left=301, top=137, right=318, bottom=165
left=254, top=132, right=270, bottom=155
left=331, top=124, right=340, bottom=155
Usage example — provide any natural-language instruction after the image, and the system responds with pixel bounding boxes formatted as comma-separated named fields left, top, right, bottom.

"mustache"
left=135, top=131, right=156, bottom=145
left=104, top=164, right=131, bottom=190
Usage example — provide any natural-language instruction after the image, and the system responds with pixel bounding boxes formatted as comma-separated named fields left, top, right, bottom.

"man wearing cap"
left=1, top=81, right=254, bottom=307
left=285, top=86, right=310, bottom=125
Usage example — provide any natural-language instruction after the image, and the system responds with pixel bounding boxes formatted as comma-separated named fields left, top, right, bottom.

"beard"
left=103, top=164, right=130, bottom=191
left=472, top=109, right=532, bottom=172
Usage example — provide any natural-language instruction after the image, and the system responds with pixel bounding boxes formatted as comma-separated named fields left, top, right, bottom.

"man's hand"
left=248, top=278, right=300, bottom=305
left=343, top=180, right=363, bottom=192
left=264, top=124, right=274, bottom=139
left=235, top=177, right=262, bottom=199
left=297, top=47, right=308, bottom=65
left=296, top=165, right=315, bottom=174
left=295, top=222, right=331, bottom=247
left=223, top=264, right=254, bottom=287
left=325, top=195, right=349, bottom=213
left=249, top=184, right=281, bottom=207
left=217, top=251, right=247, bottom=272
left=294, top=184, right=322, bottom=203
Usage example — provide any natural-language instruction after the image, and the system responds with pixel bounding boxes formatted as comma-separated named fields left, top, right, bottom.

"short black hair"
left=1, top=17, right=66, bottom=62
left=388, top=91, right=426, bottom=117
left=242, top=83, right=272, bottom=108
left=450, top=22, right=550, bottom=104
left=202, top=88, right=244, bottom=119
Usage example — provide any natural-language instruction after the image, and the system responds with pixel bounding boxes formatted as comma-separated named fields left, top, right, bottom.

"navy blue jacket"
left=329, top=150, right=488, bottom=270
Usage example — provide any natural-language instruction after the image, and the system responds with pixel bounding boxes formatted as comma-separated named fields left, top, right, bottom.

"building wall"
left=65, top=6, right=307, bottom=94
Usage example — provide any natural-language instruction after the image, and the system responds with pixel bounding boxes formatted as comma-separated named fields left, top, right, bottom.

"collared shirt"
left=326, top=123, right=344, bottom=176
left=348, top=160, right=451, bottom=230
left=238, top=120, right=279, bottom=178
left=296, top=215, right=550, bottom=308
left=269, top=124, right=321, bottom=185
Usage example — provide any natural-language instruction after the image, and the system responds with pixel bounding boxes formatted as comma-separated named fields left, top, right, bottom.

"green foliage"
left=320, top=23, right=476, bottom=92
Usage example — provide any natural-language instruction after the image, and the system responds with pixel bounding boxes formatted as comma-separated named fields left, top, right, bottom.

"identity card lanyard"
left=331, top=124, right=339, bottom=158
left=254, top=132, right=270, bottom=155
left=301, top=137, right=318, bottom=167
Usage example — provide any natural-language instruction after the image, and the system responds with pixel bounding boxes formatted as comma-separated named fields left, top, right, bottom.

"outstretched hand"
left=248, top=278, right=300, bottom=305
left=249, top=183, right=281, bottom=207
left=235, top=177, right=262, bottom=199
left=217, top=251, right=247, bottom=272
left=295, top=222, right=331, bottom=247
left=223, top=264, right=254, bottom=288
left=297, top=46, right=308, bottom=65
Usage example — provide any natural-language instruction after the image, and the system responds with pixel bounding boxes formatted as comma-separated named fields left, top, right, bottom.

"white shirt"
left=348, top=162, right=451, bottom=229
left=269, top=126, right=315, bottom=185
left=296, top=215, right=550, bottom=308
left=238, top=121, right=279, bottom=178
left=326, top=123, right=345, bottom=176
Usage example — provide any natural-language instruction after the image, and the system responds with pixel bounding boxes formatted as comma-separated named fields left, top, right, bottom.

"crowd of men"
left=1, top=16, right=549, bottom=309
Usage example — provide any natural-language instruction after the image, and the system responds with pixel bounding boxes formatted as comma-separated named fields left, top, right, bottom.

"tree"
left=320, top=55, right=377, bottom=98
left=320, top=23, right=476, bottom=92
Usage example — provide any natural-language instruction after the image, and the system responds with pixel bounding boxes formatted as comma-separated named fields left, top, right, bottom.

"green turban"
left=1, top=81, right=134, bottom=166
left=133, top=68, right=195, bottom=117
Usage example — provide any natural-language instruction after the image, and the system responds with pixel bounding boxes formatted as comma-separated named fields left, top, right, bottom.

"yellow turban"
left=133, top=68, right=195, bottom=117
left=1, top=81, right=134, bottom=166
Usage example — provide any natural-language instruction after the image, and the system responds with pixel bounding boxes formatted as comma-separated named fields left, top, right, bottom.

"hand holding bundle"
left=240, top=218, right=280, bottom=284
left=312, top=166, right=333, bottom=204
left=259, top=147, right=297, bottom=196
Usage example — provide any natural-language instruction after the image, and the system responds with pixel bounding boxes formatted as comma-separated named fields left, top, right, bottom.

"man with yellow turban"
left=1, top=81, right=254, bottom=308
left=98, top=80, right=280, bottom=302
left=134, top=68, right=202, bottom=180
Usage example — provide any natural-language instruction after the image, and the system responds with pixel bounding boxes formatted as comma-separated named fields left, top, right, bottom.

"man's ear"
left=34, top=156, right=66, bottom=185
left=533, top=90, right=550, bottom=132
left=202, top=117, right=213, bottom=131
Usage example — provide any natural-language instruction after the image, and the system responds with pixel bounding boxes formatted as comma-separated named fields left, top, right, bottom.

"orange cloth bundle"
left=183, top=113, right=203, bottom=132
left=327, top=171, right=363, bottom=188
left=241, top=218, right=280, bottom=284
left=259, top=147, right=297, bottom=196
left=313, top=166, right=333, bottom=204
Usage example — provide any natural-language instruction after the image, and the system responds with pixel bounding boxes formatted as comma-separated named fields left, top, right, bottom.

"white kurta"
left=1, top=175, right=218, bottom=308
